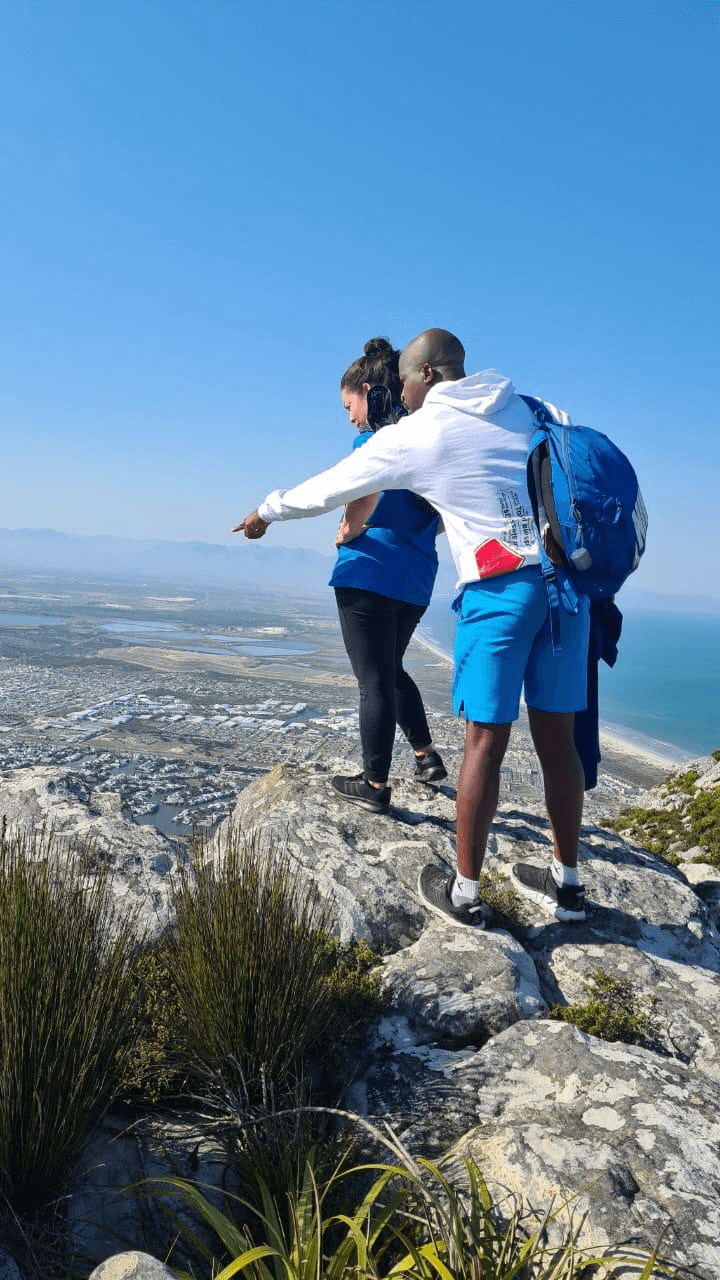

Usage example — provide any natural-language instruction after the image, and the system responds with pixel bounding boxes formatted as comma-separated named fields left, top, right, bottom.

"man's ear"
left=422, top=362, right=438, bottom=385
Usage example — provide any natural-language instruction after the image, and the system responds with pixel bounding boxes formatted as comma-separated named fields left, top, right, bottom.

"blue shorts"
left=453, top=567, right=589, bottom=724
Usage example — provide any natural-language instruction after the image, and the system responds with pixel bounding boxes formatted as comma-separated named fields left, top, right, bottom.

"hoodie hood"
left=427, top=369, right=515, bottom=419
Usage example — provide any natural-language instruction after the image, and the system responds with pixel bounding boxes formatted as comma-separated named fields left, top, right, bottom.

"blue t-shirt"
left=329, top=431, right=440, bottom=606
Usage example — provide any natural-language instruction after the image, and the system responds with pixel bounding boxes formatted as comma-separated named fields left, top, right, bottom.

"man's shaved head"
left=398, top=328, right=466, bottom=413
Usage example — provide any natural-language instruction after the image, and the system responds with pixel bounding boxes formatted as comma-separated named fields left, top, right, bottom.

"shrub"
left=477, top=869, right=527, bottom=930
left=687, top=786, right=720, bottom=862
left=611, top=785, right=720, bottom=868
left=0, top=824, right=140, bottom=1216
left=666, top=769, right=700, bottom=794
left=120, top=941, right=191, bottom=1103
left=549, top=969, right=661, bottom=1051
left=164, top=828, right=385, bottom=1102
left=310, top=935, right=388, bottom=1093
left=608, top=805, right=685, bottom=864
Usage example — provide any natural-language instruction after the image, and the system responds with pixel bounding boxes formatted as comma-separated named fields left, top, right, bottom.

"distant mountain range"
left=618, top=585, right=720, bottom=615
left=0, top=527, right=336, bottom=595
left=0, top=528, right=716, bottom=615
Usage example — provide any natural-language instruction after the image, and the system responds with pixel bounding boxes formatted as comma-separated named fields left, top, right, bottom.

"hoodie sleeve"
left=257, top=428, right=412, bottom=522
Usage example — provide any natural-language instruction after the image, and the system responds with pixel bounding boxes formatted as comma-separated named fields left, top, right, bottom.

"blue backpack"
left=520, top=395, right=648, bottom=652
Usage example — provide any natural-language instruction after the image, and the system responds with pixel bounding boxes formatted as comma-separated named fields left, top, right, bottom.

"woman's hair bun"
left=341, top=336, right=402, bottom=399
left=363, top=337, right=395, bottom=359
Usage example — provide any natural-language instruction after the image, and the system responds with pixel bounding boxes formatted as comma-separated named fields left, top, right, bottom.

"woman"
left=329, top=337, right=446, bottom=814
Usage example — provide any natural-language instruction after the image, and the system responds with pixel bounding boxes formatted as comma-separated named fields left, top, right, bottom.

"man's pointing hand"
left=231, top=510, right=269, bottom=539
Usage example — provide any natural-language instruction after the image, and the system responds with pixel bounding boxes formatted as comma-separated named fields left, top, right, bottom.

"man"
left=236, top=328, right=589, bottom=925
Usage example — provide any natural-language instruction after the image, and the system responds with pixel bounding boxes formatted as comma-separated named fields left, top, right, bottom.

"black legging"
left=334, top=586, right=432, bottom=783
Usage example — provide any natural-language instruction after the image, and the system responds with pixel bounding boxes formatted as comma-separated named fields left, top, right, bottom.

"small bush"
left=549, top=969, right=661, bottom=1051
left=667, top=769, right=699, bottom=794
left=611, top=784, right=720, bottom=867
left=164, top=828, right=385, bottom=1102
left=0, top=824, right=140, bottom=1216
left=477, top=869, right=527, bottom=930
left=311, top=935, right=388, bottom=1091
left=687, top=787, right=720, bottom=862
left=121, top=942, right=191, bottom=1102
left=711, top=747, right=720, bottom=763
left=609, top=803, right=685, bottom=863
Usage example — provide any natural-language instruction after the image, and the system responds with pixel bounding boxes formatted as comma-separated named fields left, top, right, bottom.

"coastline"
left=413, top=627, right=681, bottom=790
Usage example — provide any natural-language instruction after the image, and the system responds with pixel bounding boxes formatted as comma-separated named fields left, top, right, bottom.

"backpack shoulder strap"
left=518, top=393, right=553, bottom=424
left=520, top=395, right=581, bottom=654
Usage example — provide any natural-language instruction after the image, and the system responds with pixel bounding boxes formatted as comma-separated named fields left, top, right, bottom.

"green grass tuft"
left=0, top=823, right=141, bottom=1216
left=686, top=787, right=720, bottom=862
left=163, top=827, right=386, bottom=1102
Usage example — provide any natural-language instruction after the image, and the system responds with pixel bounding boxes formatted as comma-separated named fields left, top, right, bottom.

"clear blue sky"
left=1, top=0, right=718, bottom=598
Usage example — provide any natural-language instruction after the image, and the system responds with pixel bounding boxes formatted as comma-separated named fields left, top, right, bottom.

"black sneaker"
left=414, top=749, right=448, bottom=784
left=417, top=865, right=485, bottom=928
left=510, top=863, right=586, bottom=922
left=331, top=772, right=391, bottom=814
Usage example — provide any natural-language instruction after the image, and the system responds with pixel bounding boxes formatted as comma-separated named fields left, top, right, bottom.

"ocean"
left=420, top=597, right=720, bottom=764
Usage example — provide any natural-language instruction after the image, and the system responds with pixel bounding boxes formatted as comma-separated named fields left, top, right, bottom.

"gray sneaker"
left=510, top=862, right=586, bottom=922
left=417, top=865, right=485, bottom=928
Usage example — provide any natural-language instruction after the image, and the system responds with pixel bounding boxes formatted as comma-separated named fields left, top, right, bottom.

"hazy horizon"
left=1, top=524, right=719, bottom=616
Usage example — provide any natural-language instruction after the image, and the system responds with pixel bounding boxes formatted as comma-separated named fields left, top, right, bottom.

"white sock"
left=552, top=856, right=579, bottom=887
left=452, top=874, right=480, bottom=906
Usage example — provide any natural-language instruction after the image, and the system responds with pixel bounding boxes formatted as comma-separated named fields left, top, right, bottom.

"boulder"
left=89, top=1253, right=175, bottom=1280
left=213, top=757, right=459, bottom=948
left=69, top=1111, right=234, bottom=1270
left=442, top=1021, right=720, bottom=1279
left=0, top=1252, right=21, bottom=1280
left=0, top=766, right=181, bottom=934
left=381, top=922, right=545, bottom=1045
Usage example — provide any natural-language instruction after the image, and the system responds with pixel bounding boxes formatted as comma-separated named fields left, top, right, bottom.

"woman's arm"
left=335, top=493, right=379, bottom=545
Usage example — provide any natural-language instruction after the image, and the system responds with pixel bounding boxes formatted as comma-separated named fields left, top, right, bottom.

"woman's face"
left=341, top=383, right=370, bottom=428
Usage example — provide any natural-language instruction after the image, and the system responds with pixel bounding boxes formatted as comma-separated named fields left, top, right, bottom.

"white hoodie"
left=258, top=371, right=571, bottom=589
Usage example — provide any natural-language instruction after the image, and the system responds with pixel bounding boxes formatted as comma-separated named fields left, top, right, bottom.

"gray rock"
left=510, top=820, right=720, bottom=970
left=17, top=746, right=720, bottom=1280
left=354, top=1029, right=482, bottom=1155
left=534, top=939, right=720, bottom=1078
left=69, top=1111, right=235, bottom=1268
left=681, top=873, right=720, bottom=928
left=89, top=1252, right=175, bottom=1279
left=90, top=788, right=125, bottom=817
left=213, top=758, right=459, bottom=948
left=679, top=852, right=717, bottom=875
left=361, top=1019, right=720, bottom=1276
left=439, top=1021, right=720, bottom=1279
left=0, top=1251, right=21, bottom=1280
left=381, top=922, right=545, bottom=1046
left=695, top=760, right=720, bottom=790
left=0, top=766, right=182, bottom=934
